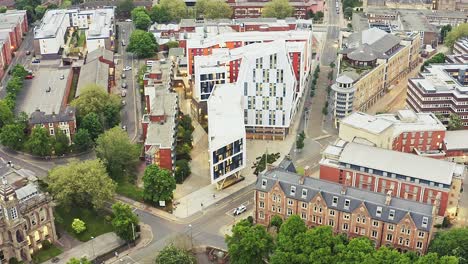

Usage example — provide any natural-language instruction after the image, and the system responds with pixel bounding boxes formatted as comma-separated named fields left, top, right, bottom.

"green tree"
left=111, top=202, right=139, bottom=241
left=160, top=0, right=187, bottom=22
left=429, top=228, right=468, bottom=264
left=80, top=112, right=104, bottom=141
left=116, top=0, right=134, bottom=17
left=196, top=0, right=232, bottom=19
left=315, top=11, right=324, bottom=21
left=275, top=215, right=307, bottom=258
left=142, top=164, right=176, bottom=204
left=155, top=244, right=197, bottom=264
left=131, top=6, right=148, bottom=21
left=445, top=23, right=468, bottom=48
left=344, top=7, right=353, bottom=19
left=0, top=6, right=7, bottom=13
left=166, top=41, right=180, bottom=49
left=25, top=127, right=52, bottom=156
left=416, top=253, right=459, bottom=264
left=71, top=84, right=121, bottom=125
left=262, top=0, right=294, bottom=19
left=364, top=246, right=411, bottom=264
left=296, top=131, right=305, bottom=150
left=0, top=100, right=14, bottom=128
left=34, top=5, right=47, bottom=19
left=66, top=258, right=92, bottom=264
left=73, top=128, right=93, bottom=152
left=53, top=130, right=70, bottom=156
left=150, top=5, right=171, bottom=23
left=71, top=218, right=86, bottom=234
left=440, top=24, right=452, bottom=42
left=134, top=10, right=152, bottom=30
left=269, top=215, right=283, bottom=230
left=95, top=127, right=139, bottom=179
left=48, top=160, right=116, bottom=209
left=226, top=219, right=274, bottom=264
left=252, top=152, right=281, bottom=175
left=447, top=113, right=463, bottom=131
left=174, top=159, right=190, bottom=183
left=0, top=123, right=26, bottom=150
left=127, top=29, right=158, bottom=58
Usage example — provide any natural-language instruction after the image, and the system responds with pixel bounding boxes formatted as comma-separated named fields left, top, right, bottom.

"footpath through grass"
left=54, top=206, right=113, bottom=242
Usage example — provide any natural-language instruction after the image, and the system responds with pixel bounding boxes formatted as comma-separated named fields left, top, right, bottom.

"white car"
left=125, top=19, right=132, bottom=22
left=123, top=66, right=132, bottom=71
left=233, top=205, right=247, bottom=216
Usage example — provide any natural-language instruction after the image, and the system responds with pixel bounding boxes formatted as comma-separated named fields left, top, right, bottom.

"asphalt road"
left=321, top=0, right=341, bottom=66
left=117, top=22, right=140, bottom=141
left=126, top=185, right=255, bottom=264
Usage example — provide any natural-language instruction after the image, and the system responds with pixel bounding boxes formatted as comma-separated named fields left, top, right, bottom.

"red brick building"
left=319, top=141, right=465, bottom=218
left=255, top=168, right=436, bottom=254
left=29, top=106, right=77, bottom=142
left=0, top=10, right=28, bottom=80
left=227, top=0, right=324, bottom=19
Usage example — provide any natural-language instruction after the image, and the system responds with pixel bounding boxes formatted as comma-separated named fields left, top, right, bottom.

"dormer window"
left=290, top=186, right=296, bottom=195
left=302, top=189, right=307, bottom=198
left=261, top=179, right=267, bottom=188
left=422, top=217, right=428, bottom=228
left=376, top=206, right=382, bottom=217
left=389, top=209, right=395, bottom=220
left=344, top=199, right=350, bottom=209
left=332, top=196, right=338, bottom=206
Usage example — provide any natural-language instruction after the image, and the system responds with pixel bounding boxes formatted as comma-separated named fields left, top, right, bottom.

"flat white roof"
left=207, top=83, right=245, bottom=151
left=340, top=112, right=394, bottom=134
left=411, top=64, right=468, bottom=97
left=339, top=142, right=458, bottom=185
left=444, top=130, right=468, bottom=151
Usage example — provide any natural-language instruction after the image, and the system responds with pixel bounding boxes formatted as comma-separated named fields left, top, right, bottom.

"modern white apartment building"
left=208, top=83, right=246, bottom=187
left=34, top=7, right=115, bottom=56
left=193, top=38, right=309, bottom=139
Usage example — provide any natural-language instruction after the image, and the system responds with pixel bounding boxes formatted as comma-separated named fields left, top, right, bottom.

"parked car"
left=25, top=74, right=34, bottom=79
left=121, top=40, right=126, bottom=46
left=121, top=90, right=126, bottom=97
left=26, top=50, right=31, bottom=55
left=125, top=19, right=132, bottom=22
left=59, top=74, right=65, bottom=80
left=121, top=73, right=126, bottom=79
left=51, top=257, right=60, bottom=263
left=121, top=82, right=128, bottom=88
left=122, top=125, right=127, bottom=131
left=32, top=58, right=40, bottom=63
left=122, top=100, right=126, bottom=106
left=233, top=205, right=247, bottom=216
left=45, top=86, right=51, bottom=92
left=123, top=66, right=132, bottom=71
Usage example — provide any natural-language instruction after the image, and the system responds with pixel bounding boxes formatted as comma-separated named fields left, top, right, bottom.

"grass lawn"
left=116, top=177, right=144, bottom=202
left=32, top=244, right=62, bottom=263
left=54, top=206, right=113, bottom=242
left=296, top=166, right=305, bottom=176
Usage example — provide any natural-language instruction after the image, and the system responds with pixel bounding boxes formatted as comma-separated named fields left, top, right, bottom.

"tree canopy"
left=0, top=123, right=26, bottom=150
left=445, top=23, right=468, bottom=48
left=131, top=7, right=152, bottom=30
left=127, top=29, right=159, bottom=58
left=72, top=128, right=93, bottom=152
left=111, top=202, right=139, bottom=241
left=95, top=127, right=140, bottom=179
left=25, top=127, right=52, bottom=157
left=142, top=164, right=176, bottom=204
left=80, top=112, right=104, bottom=141
left=252, top=152, right=281, bottom=175
left=195, top=0, right=232, bottom=19
left=447, top=114, right=463, bottom=131
left=116, top=0, right=134, bottom=17
left=159, top=0, right=187, bottom=22
left=150, top=5, right=171, bottom=23
left=155, top=244, right=197, bottom=264
left=429, top=228, right=468, bottom=264
left=67, top=258, right=92, bottom=264
left=261, top=0, right=294, bottom=19
left=53, top=130, right=70, bottom=156
left=47, top=160, right=116, bottom=209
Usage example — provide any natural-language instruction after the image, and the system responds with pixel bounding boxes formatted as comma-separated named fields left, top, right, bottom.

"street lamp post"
left=188, top=224, right=193, bottom=250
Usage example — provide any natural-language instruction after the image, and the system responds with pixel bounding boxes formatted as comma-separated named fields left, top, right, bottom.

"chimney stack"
left=385, top=190, right=392, bottom=206
left=432, top=192, right=442, bottom=216
left=299, top=176, right=305, bottom=185
left=341, top=175, right=351, bottom=195
left=304, top=165, right=312, bottom=177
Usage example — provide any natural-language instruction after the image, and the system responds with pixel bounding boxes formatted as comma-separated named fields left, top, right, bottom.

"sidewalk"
left=44, top=233, right=125, bottom=264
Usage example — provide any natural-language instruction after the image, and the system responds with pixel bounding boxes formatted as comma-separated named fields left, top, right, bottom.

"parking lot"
left=15, top=66, right=71, bottom=115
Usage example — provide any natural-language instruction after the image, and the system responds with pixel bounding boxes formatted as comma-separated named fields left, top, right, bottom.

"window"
left=343, top=223, right=349, bottom=230
left=259, top=211, right=265, bottom=219
left=49, top=128, right=55, bottom=135
left=287, top=208, right=292, bottom=216
left=278, top=207, right=281, bottom=213
left=259, top=192, right=265, bottom=199
left=302, top=189, right=308, bottom=198
left=418, top=231, right=425, bottom=238
left=259, top=201, right=265, bottom=208
left=10, top=207, right=18, bottom=220
left=388, top=224, right=394, bottom=231
left=386, top=234, right=393, bottom=241
left=313, top=205, right=317, bottom=212
left=290, top=186, right=296, bottom=195
left=301, top=212, right=307, bottom=220
left=389, top=209, right=395, bottom=220
left=271, top=206, right=276, bottom=212
left=288, top=199, right=294, bottom=206
left=261, top=179, right=267, bottom=188
left=416, top=241, right=423, bottom=249
left=371, top=230, right=378, bottom=238
left=329, top=210, right=335, bottom=216
left=373, top=221, right=379, bottom=227
left=328, top=219, right=335, bottom=226
left=272, top=194, right=277, bottom=202
left=343, top=214, right=350, bottom=220
left=301, top=202, right=308, bottom=209
left=332, top=196, right=338, bottom=206
left=356, top=216, right=360, bottom=223
left=344, top=199, right=350, bottom=209
left=362, top=217, right=366, bottom=224
left=319, top=207, right=323, bottom=213
left=398, top=237, right=403, bottom=245
left=355, top=227, right=359, bottom=234
left=376, top=206, right=382, bottom=217
left=405, top=239, right=410, bottom=246
left=422, top=217, right=428, bottom=228
left=361, top=229, right=366, bottom=235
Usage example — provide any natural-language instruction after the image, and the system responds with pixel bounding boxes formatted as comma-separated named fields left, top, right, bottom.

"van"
left=121, top=73, right=126, bottom=79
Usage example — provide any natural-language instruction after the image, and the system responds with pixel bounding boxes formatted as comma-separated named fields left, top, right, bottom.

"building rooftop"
left=410, top=63, right=468, bottom=97
left=207, top=83, right=245, bottom=151
left=76, top=59, right=109, bottom=97
left=82, top=8, right=114, bottom=39
left=144, top=117, right=176, bottom=148
left=86, top=47, right=114, bottom=63
left=257, top=168, right=434, bottom=231
left=337, top=142, right=462, bottom=185
left=16, top=67, right=71, bottom=115
left=34, top=9, right=68, bottom=39
left=29, top=105, right=76, bottom=125
left=149, top=90, right=178, bottom=117
left=398, top=10, right=437, bottom=33
left=444, top=130, right=468, bottom=151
